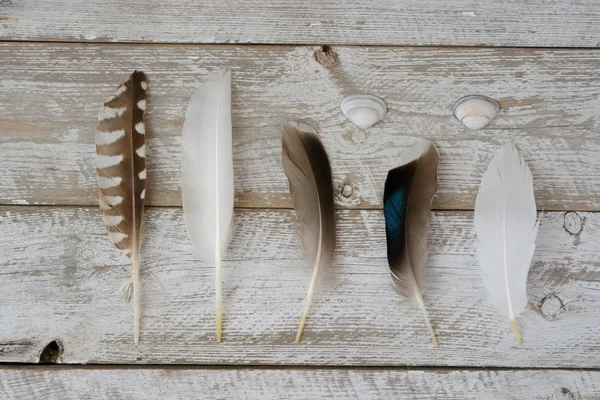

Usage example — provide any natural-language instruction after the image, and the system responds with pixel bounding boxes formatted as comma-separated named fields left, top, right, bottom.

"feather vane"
left=182, top=71, right=234, bottom=343
left=474, top=143, right=538, bottom=344
left=383, top=140, right=439, bottom=347
left=96, top=70, right=148, bottom=344
left=282, top=122, right=335, bottom=343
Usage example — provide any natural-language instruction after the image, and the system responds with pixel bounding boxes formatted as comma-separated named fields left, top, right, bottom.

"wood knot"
left=341, top=184, right=354, bottom=198
left=563, top=212, right=583, bottom=235
left=538, top=294, right=565, bottom=320
left=553, top=387, right=575, bottom=400
left=315, top=45, right=338, bottom=68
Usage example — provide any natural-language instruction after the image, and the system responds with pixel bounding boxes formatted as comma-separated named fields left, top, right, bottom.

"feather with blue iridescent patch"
left=383, top=140, right=439, bottom=347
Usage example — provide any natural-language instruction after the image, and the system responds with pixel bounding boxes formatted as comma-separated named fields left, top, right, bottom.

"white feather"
left=181, top=70, right=234, bottom=342
left=474, top=144, right=538, bottom=343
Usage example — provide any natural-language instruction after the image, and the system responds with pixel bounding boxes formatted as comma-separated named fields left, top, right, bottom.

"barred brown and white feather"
left=96, top=70, right=147, bottom=344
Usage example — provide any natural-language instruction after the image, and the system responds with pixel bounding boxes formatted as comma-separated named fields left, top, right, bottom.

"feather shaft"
left=133, top=249, right=141, bottom=345
left=214, top=96, right=223, bottom=342
left=130, top=106, right=141, bottom=346
left=295, top=262, right=320, bottom=343
left=295, top=180, right=324, bottom=343
left=409, top=267, right=438, bottom=348
left=501, top=191, right=520, bottom=344
left=215, top=237, right=223, bottom=343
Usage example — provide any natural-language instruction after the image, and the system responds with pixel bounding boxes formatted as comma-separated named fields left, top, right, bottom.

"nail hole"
left=341, top=184, right=354, bottom=198
left=315, top=45, right=338, bottom=68
left=81, top=248, right=94, bottom=260
left=39, top=340, right=62, bottom=363
left=563, top=212, right=583, bottom=235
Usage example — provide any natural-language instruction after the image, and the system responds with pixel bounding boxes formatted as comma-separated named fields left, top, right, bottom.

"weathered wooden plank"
left=0, top=206, right=597, bottom=367
left=1, top=0, right=599, bottom=47
left=1, top=366, right=599, bottom=400
left=1, top=44, right=599, bottom=210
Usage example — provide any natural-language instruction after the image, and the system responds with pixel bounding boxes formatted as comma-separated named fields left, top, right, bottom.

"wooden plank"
left=1, top=0, right=600, bottom=47
left=1, top=43, right=599, bottom=210
left=1, top=366, right=599, bottom=400
left=0, top=206, right=597, bottom=367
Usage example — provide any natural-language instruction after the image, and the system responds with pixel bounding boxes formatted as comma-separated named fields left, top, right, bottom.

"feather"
left=383, top=140, right=440, bottom=348
left=96, top=70, right=148, bottom=345
left=474, top=143, right=538, bottom=344
left=181, top=70, right=234, bottom=343
left=282, top=121, right=336, bottom=343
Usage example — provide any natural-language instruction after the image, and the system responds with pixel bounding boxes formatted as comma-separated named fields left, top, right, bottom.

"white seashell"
left=340, top=94, right=387, bottom=129
left=453, top=95, right=500, bottom=130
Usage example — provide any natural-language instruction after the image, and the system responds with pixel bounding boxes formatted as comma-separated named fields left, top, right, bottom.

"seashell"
left=340, top=94, right=387, bottom=129
left=453, top=95, right=500, bottom=130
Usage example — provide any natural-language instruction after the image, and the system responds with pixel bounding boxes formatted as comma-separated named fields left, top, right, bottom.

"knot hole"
left=39, top=340, right=63, bottom=363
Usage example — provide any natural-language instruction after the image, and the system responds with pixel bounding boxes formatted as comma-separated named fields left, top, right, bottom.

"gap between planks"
left=1, top=364, right=600, bottom=372
left=4, top=39, right=600, bottom=51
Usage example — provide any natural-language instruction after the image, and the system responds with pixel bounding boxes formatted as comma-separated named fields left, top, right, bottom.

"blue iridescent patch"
left=383, top=161, right=417, bottom=266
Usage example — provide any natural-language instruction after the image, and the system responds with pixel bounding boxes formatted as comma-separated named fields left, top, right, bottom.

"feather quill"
left=181, top=71, right=234, bottom=343
left=282, top=122, right=335, bottom=343
left=475, top=143, right=538, bottom=344
left=383, top=140, right=439, bottom=348
left=96, top=71, right=148, bottom=344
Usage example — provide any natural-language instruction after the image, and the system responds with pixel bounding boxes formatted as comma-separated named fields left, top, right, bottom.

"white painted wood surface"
left=1, top=207, right=597, bottom=367
left=2, top=2, right=599, bottom=394
left=1, top=44, right=599, bottom=210
left=1, top=0, right=600, bottom=47
left=1, top=366, right=599, bottom=400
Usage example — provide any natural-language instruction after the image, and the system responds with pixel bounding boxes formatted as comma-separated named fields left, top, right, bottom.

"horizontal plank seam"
left=1, top=363, right=599, bottom=372
left=2, top=39, right=600, bottom=51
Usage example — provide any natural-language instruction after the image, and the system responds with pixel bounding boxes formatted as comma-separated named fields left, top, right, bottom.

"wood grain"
left=1, top=0, right=599, bottom=47
left=1, top=43, right=599, bottom=210
left=0, top=206, right=597, bottom=367
left=1, top=366, right=599, bottom=400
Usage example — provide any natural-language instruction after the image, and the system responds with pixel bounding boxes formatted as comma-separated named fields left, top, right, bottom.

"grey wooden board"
left=1, top=44, right=599, bottom=210
left=1, top=366, right=599, bottom=400
left=1, top=0, right=600, bottom=47
left=0, top=206, right=597, bottom=367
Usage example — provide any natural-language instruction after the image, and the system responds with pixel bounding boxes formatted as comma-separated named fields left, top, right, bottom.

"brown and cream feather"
left=96, top=70, right=148, bottom=344
left=282, top=121, right=336, bottom=343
